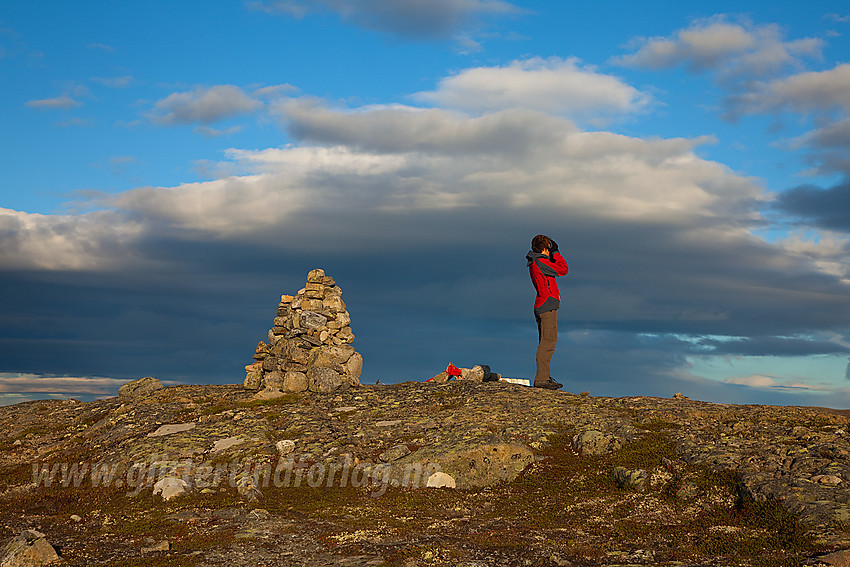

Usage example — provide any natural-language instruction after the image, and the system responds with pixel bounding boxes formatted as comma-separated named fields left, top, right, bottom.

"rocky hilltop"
left=2, top=379, right=850, bottom=566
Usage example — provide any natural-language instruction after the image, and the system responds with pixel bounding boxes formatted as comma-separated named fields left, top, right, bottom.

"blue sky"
left=2, top=0, right=850, bottom=407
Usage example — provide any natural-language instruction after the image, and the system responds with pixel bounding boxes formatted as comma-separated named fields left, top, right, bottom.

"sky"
left=1, top=0, right=850, bottom=407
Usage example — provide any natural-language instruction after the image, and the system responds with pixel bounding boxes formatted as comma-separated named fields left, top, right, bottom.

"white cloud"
left=55, top=117, right=94, bottom=128
left=253, top=83, right=299, bottom=98
left=92, top=75, right=134, bottom=88
left=414, top=57, right=651, bottom=122
left=728, top=63, right=850, bottom=117
left=194, top=125, right=244, bottom=138
left=86, top=43, right=115, bottom=52
left=274, top=98, right=579, bottom=157
left=725, top=374, right=777, bottom=387
left=0, top=373, right=127, bottom=395
left=0, top=207, right=145, bottom=271
left=778, top=231, right=850, bottom=284
left=724, top=373, right=836, bottom=393
left=249, top=0, right=522, bottom=39
left=25, top=95, right=81, bottom=110
left=615, top=17, right=823, bottom=79
left=148, top=85, right=263, bottom=125
left=825, top=13, right=850, bottom=23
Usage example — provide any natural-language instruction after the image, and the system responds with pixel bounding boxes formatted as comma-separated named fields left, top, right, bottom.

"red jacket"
left=526, top=250, right=569, bottom=315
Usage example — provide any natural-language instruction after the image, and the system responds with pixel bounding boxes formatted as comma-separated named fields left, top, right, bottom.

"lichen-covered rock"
left=571, top=430, right=622, bottom=456
left=387, top=435, right=534, bottom=489
left=460, top=365, right=486, bottom=382
left=614, top=466, right=649, bottom=492
left=243, top=363, right=263, bottom=390
left=119, top=376, right=163, bottom=398
left=307, top=367, right=343, bottom=393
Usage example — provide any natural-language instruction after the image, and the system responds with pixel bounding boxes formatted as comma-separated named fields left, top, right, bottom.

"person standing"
left=526, top=234, right=569, bottom=389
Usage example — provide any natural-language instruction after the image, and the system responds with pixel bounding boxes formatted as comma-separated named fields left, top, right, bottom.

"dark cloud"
left=775, top=181, right=850, bottom=231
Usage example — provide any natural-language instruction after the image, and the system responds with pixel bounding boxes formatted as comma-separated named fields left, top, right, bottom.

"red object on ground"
left=446, top=363, right=462, bottom=377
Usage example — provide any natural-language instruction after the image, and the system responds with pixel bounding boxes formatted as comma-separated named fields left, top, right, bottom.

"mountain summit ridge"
left=2, top=380, right=850, bottom=565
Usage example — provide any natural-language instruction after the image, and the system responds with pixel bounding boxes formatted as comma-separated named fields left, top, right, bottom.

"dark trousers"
left=535, top=310, right=557, bottom=383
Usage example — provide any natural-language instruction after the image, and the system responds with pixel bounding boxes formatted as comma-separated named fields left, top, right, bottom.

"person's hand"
left=550, top=240, right=559, bottom=254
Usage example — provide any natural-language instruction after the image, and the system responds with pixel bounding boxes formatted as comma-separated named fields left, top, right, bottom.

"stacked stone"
left=244, top=269, right=363, bottom=394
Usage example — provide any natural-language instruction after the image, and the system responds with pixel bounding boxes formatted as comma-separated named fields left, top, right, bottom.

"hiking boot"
left=534, top=378, right=563, bottom=390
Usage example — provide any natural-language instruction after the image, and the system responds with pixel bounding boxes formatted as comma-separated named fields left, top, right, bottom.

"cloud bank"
left=3, top=53, right=850, bottom=406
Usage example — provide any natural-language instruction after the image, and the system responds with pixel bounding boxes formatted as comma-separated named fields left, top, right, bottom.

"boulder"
left=426, top=472, right=457, bottom=489
left=243, top=370, right=263, bottom=390
left=614, top=466, right=649, bottom=492
left=572, top=430, right=622, bottom=456
left=0, top=530, right=60, bottom=566
left=345, top=352, right=364, bottom=384
left=389, top=436, right=534, bottom=489
left=118, top=376, right=163, bottom=399
left=276, top=440, right=296, bottom=454
left=283, top=371, right=308, bottom=393
left=461, top=365, right=486, bottom=382
left=307, top=367, right=343, bottom=393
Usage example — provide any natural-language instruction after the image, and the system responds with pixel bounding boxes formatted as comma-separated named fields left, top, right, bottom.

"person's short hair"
left=531, top=234, right=553, bottom=253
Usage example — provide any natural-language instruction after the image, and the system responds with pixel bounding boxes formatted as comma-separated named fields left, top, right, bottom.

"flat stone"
left=141, top=540, right=171, bottom=553
left=213, top=436, right=247, bottom=452
left=431, top=372, right=450, bottom=384
left=153, top=477, right=189, bottom=501
left=148, top=423, right=196, bottom=437
left=380, top=444, right=412, bottom=462
left=813, top=549, right=850, bottom=566
left=252, top=388, right=288, bottom=400
left=812, top=474, right=843, bottom=485
left=376, top=420, right=403, bottom=427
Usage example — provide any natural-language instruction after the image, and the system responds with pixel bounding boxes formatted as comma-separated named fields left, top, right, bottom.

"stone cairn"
left=244, top=269, right=363, bottom=394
